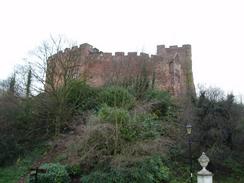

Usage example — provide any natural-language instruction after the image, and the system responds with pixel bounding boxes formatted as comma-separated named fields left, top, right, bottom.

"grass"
left=0, top=161, right=29, bottom=183
left=0, top=144, right=49, bottom=183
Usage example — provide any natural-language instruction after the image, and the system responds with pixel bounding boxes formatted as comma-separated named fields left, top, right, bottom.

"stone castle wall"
left=47, top=43, right=195, bottom=97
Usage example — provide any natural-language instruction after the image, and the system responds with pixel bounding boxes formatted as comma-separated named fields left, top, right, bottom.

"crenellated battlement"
left=47, top=43, right=195, bottom=97
left=51, top=43, right=191, bottom=60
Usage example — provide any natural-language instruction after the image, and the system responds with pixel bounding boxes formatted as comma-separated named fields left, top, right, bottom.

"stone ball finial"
left=198, top=152, right=210, bottom=169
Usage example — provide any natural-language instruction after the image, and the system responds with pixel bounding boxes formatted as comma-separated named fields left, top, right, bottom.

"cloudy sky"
left=0, top=0, right=243, bottom=96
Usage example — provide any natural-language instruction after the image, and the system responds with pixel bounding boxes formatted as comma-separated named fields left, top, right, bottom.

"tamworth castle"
left=47, top=43, right=195, bottom=97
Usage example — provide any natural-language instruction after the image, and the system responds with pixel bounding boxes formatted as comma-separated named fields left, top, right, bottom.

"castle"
left=47, top=43, right=195, bottom=97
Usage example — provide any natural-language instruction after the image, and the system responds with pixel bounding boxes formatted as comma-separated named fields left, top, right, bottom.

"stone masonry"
left=47, top=43, right=195, bottom=97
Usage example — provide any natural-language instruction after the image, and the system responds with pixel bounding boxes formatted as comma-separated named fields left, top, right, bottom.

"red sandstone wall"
left=46, top=43, right=195, bottom=97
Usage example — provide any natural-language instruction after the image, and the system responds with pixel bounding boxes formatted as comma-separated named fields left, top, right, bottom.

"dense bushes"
left=81, top=156, right=170, bottom=183
left=196, top=92, right=243, bottom=150
left=65, top=164, right=82, bottom=177
left=0, top=94, right=25, bottom=165
left=77, top=87, right=174, bottom=177
left=144, top=89, right=171, bottom=104
left=0, top=82, right=138, bottom=166
left=29, top=163, right=71, bottom=183
left=99, top=86, right=135, bottom=109
left=0, top=134, right=22, bottom=165
left=193, top=87, right=244, bottom=175
left=131, top=113, right=161, bottom=140
left=2, top=70, right=244, bottom=183
left=98, top=105, right=130, bottom=125
left=98, top=105, right=163, bottom=141
left=144, top=89, right=172, bottom=117
left=65, top=80, right=99, bottom=112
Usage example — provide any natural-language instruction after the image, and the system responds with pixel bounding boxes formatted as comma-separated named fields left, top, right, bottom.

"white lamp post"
left=197, top=152, right=213, bottom=183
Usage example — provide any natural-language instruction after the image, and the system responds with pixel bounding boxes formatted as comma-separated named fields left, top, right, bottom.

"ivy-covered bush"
left=29, top=163, right=71, bottom=183
left=99, top=86, right=135, bottom=109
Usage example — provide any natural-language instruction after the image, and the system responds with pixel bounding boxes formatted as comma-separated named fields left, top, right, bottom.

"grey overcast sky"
left=0, top=0, right=244, bottom=96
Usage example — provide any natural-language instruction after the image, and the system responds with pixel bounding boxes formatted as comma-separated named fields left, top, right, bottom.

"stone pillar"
left=197, top=152, right=213, bottom=183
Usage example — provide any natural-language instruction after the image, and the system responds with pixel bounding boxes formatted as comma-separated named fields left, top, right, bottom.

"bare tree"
left=27, top=35, right=82, bottom=136
left=28, top=35, right=78, bottom=93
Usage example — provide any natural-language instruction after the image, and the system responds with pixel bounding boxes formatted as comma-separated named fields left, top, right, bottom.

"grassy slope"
left=0, top=122, right=84, bottom=183
left=0, top=145, right=48, bottom=183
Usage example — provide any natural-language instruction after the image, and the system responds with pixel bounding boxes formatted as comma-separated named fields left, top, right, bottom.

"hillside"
left=0, top=77, right=244, bottom=183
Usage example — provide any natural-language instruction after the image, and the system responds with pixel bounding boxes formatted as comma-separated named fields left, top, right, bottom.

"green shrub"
left=65, top=164, right=82, bottom=177
left=29, top=163, right=71, bottom=183
left=98, top=106, right=130, bottom=154
left=65, top=80, right=99, bottom=111
left=139, top=156, right=170, bottom=182
left=0, top=95, right=25, bottom=165
left=98, top=106, right=160, bottom=141
left=99, top=86, right=135, bottom=109
left=98, top=105, right=129, bottom=125
left=144, top=89, right=171, bottom=117
left=144, top=89, right=170, bottom=101
left=133, top=113, right=161, bottom=139
left=81, top=156, right=170, bottom=183
left=119, top=123, right=138, bottom=141
left=81, top=170, right=122, bottom=183
left=120, top=113, right=160, bottom=141
left=0, top=134, right=23, bottom=166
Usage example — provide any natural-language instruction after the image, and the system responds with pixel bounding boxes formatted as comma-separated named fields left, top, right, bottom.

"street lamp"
left=186, top=124, right=193, bottom=183
left=186, top=124, right=192, bottom=135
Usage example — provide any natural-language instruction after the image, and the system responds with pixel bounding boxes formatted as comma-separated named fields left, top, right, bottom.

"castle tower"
left=156, top=44, right=195, bottom=97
